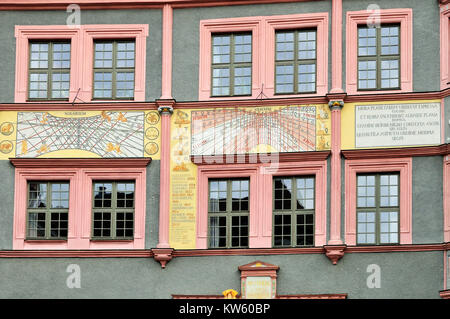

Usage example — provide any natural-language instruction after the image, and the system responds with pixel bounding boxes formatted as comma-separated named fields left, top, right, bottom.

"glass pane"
left=275, top=31, right=294, bottom=61
left=28, top=182, right=47, bottom=208
left=93, top=183, right=112, bottom=208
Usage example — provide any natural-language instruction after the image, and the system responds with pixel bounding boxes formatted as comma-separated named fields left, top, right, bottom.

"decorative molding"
left=9, top=158, right=152, bottom=168
left=151, top=248, right=174, bottom=268
left=341, top=145, right=450, bottom=160
left=239, top=261, right=279, bottom=299
left=323, top=245, right=346, bottom=265
left=0, top=102, right=158, bottom=111
left=0, top=0, right=324, bottom=10
left=0, top=243, right=447, bottom=258
left=439, top=290, right=450, bottom=299
left=3, top=87, right=450, bottom=112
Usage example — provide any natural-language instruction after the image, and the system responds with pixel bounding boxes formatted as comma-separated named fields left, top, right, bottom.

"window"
left=28, top=41, right=71, bottom=100
left=11, top=158, right=149, bottom=250
left=199, top=13, right=328, bottom=100
left=92, top=181, right=135, bottom=240
left=27, top=181, right=69, bottom=239
left=275, top=29, right=316, bottom=94
left=346, top=9, right=412, bottom=94
left=357, top=25, right=400, bottom=90
left=208, top=179, right=249, bottom=248
left=93, top=40, right=135, bottom=99
left=356, top=173, right=399, bottom=245
left=273, top=176, right=315, bottom=247
left=211, top=33, right=252, bottom=97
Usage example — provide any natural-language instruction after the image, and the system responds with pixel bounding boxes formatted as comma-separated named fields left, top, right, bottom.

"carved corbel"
left=151, top=248, right=174, bottom=269
left=323, top=245, right=347, bottom=265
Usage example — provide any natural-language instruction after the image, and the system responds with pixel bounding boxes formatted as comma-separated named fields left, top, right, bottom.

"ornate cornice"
left=191, top=151, right=331, bottom=165
left=341, top=145, right=450, bottom=160
left=0, top=243, right=447, bottom=258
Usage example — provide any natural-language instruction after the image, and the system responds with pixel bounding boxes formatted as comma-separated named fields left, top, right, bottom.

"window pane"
left=358, top=27, right=377, bottom=56
left=93, top=212, right=112, bottom=237
left=28, top=212, right=46, bottom=238
left=209, top=216, right=227, bottom=248
left=50, top=212, right=68, bottom=238
left=116, top=41, right=135, bottom=68
left=275, top=64, right=294, bottom=93
left=298, top=30, right=316, bottom=60
left=93, top=72, right=113, bottom=98
left=51, top=182, right=69, bottom=208
left=276, top=31, right=294, bottom=61
left=94, top=42, right=113, bottom=68
left=93, top=183, right=112, bottom=208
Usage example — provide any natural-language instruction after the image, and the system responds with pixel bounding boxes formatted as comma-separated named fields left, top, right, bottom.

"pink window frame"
left=198, top=13, right=329, bottom=101
left=344, top=157, right=413, bottom=246
left=14, top=24, right=148, bottom=103
left=443, top=155, right=450, bottom=242
left=345, top=9, right=413, bottom=95
left=82, top=25, right=148, bottom=102
left=264, top=13, right=329, bottom=98
left=440, top=4, right=450, bottom=90
left=198, top=17, right=262, bottom=101
left=196, top=161, right=327, bottom=249
left=12, top=164, right=147, bottom=250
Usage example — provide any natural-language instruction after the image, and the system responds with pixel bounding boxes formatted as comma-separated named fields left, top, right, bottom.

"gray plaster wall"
left=172, top=1, right=332, bottom=102
left=342, top=0, right=440, bottom=93
left=0, top=161, right=15, bottom=250
left=146, top=160, right=160, bottom=249
left=0, top=9, right=162, bottom=102
left=412, top=156, right=444, bottom=244
left=0, top=251, right=443, bottom=298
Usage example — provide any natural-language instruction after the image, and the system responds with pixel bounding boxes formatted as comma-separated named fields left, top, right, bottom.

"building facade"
left=0, top=0, right=449, bottom=299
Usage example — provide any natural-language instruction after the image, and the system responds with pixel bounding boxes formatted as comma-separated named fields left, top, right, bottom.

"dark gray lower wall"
left=0, top=251, right=443, bottom=298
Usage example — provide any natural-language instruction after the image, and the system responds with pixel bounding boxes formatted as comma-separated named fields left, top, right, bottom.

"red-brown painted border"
left=0, top=0, right=324, bottom=10
left=1, top=87, right=450, bottom=111
left=9, top=158, right=152, bottom=168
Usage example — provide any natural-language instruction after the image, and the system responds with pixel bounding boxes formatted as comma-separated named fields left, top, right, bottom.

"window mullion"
left=294, top=31, right=299, bottom=94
